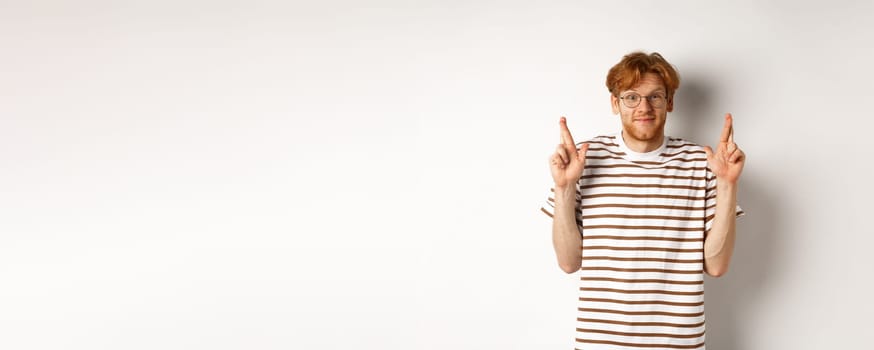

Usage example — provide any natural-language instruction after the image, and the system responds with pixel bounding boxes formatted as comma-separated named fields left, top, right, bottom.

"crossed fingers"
left=720, top=113, right=744, bottom=163
left=551, top=117, right=584, bottom=169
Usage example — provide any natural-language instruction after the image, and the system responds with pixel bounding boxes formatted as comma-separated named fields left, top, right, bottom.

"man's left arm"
left=703, top=182, right=738, bottom=277
left=702, top=113, right=745, bottom=277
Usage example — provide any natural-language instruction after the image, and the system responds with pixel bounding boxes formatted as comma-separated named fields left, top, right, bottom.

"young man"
left=541, top=52, right=745, bottom=349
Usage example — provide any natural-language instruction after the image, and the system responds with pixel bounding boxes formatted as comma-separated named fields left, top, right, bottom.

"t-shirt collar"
left=617, top=130, right=667, bottom=162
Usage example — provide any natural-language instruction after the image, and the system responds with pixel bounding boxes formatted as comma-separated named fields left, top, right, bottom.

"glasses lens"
left=649, top=94, right=665, bottom=108
left=622, top=93, right=640, bottom=108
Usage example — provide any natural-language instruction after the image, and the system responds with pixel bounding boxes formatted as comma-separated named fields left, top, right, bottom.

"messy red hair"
left=606, top=52, right=680, bottom=98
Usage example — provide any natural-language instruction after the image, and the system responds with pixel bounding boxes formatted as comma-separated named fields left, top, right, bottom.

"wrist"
left=716, top=178, right=738, bottom=191
left=716, top=180, right=738, bottom=200
left=553, top=185, right=577, bottom=202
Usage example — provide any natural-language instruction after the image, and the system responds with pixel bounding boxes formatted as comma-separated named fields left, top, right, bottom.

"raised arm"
left=702, top=113, right=746, bottom=277
left=549, top=117, right=589, bottom=273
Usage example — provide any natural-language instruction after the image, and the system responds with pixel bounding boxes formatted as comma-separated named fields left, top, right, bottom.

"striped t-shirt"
left=541, top=132, right=743, bottom=350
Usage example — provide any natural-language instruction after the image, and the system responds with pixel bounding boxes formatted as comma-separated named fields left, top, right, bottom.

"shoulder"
left=666, top=136, right=706, bottom=154
left=665, top=136, right=711, bottom=177
left=578, top=134, right=623, bottom=164
left=577, top=134, right=619, bottom=149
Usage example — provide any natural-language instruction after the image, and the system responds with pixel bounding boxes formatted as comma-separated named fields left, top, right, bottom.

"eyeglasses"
left=618, top=92, right=668, bottom=108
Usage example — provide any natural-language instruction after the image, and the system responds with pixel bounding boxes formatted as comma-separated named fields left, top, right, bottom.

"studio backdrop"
left=1, top=1, right=872, bottom=349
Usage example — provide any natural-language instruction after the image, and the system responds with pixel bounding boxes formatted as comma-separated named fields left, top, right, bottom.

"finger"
left=703, top=145, right=714, bottom=160
left=730, top=149, right=744, bottom=163
left=549, top=154, right=565, bottom=169
left=727, top=148, right=738, bottom=163
left=555, top=144, right=569, bottom=164
left=559, top=117, right=576, bottom=146
left=577, top=143, right=589, bottom=162
left=550, top=156, right=561, bottom=169
left=728, top=114, right=734, bottom=143
left=719, top=113, right=732, bottom=143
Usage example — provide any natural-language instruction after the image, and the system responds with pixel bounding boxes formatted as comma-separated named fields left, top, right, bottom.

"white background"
left=2, top=1, right=872, bottom=349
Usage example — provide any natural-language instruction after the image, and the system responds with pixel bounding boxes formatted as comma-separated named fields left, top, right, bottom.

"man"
left=541, top=52, right=745, bottom=349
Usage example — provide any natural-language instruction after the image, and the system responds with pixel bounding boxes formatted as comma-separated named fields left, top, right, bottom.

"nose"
left=637, top=96, right=652, bottom=111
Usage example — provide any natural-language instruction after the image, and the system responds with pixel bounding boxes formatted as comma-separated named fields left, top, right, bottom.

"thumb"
left=703, top=146, right=713, bottom=159
left=577, top=143, right=589, bottom=162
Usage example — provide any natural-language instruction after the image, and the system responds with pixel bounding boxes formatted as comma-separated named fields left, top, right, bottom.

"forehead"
left=625, top=73, right=666, bottom=93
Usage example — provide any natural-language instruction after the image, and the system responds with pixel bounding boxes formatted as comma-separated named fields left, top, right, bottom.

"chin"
left=627, top=130, right=663, bottom=144
left=627, top=129, right=653, bottom=140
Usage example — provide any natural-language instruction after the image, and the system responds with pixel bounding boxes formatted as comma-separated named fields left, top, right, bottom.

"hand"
left=704, top=113, right=745, bottom=184
left=549, top=117, right=589, bottom=189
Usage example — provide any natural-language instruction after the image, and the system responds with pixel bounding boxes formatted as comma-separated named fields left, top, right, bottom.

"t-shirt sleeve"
left=704, top=169, right=746, bottom=232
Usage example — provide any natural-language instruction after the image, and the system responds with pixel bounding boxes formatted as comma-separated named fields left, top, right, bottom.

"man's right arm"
left=551, top=185, right=582, bottom=273
left=548, top=116, right=587, bottom=274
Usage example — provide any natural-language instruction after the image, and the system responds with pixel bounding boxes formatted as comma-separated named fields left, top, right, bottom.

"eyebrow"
left=624, top=89, right=666, bottom=95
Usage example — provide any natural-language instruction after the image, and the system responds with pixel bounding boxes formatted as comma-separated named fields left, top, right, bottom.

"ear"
left=611, top=94, right=620, bottom=114
left=666, top=96, right=674, bottom=112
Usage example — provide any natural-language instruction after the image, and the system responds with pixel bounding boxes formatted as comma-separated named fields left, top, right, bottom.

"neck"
left=621, top=131, right=664, bottom=153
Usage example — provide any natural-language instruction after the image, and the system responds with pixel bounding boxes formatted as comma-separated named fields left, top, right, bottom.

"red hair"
left=606, top=52, right=680, bottom=98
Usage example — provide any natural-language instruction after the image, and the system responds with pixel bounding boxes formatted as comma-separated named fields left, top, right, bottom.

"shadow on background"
left=673, top=76, right=780, bottom=349
left=704, top=171, right=777, bottom=349
left=668, top=78, right=713, bottom=141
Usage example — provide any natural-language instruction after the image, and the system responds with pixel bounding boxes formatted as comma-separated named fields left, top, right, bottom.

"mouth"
left=633, top=117, right=656, bottom=123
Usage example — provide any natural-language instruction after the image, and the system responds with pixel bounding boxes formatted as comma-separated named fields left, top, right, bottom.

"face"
left=610, top=73, right=674, bottom=149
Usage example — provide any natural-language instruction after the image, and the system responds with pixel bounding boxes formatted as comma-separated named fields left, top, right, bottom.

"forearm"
left=552, top=186, right=582, bottom=274
left=703, top=182, right=738, bottom=277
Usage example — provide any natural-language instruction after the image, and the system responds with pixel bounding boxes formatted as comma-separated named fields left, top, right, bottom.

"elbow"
left=705, top=265, right=729, bottom=278
left=704, top=253, right=733, bottom=278
left=558, top=259, right=581, bottom=274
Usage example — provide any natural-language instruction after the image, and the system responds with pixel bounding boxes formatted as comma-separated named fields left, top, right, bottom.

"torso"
left=572, top=133, right=711, bottom=349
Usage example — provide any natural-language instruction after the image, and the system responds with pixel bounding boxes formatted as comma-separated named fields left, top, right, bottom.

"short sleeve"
left=540, top=185, right=584, bottom=231
left=704, top=169, right=745, bottom=232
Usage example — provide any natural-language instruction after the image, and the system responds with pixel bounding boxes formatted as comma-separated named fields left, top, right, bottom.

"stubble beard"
left=623, top=114, right=665, bottom=145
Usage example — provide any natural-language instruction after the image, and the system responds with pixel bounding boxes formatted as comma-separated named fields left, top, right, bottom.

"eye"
left=624, top=94, right=640, bottom=102
left=652, top=93, right=666, bottom=100
left=648, top=96, right=665, bottom=103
